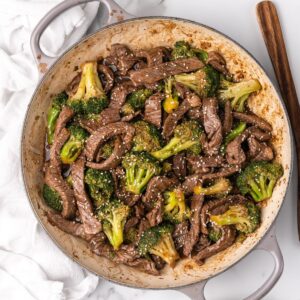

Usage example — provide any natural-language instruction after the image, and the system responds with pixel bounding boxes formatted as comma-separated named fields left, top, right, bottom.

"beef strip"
left=72, top=155, right=102, bottom=234
left=207, top=51, right=228, bottom=74
left=174, top=82, right=190, bottom=98
left=146, top=197, right=163, bottom=227
left=248, top=137, right=274, bottom=161
left=186, top=155, right=224, bottom=174
left=173, top=153, right=187, bottom=179
left=223, top=100, right=233, bottom=135
left=144, top=92, right=164, bottom=128
left=125, top=217, right=139, bottom=232
left=202, top=164, right=241, bottom=181
left=66, top=73, right=81, bottom=96
left=98, top=64, right=114, bottom=93
left=193, top=235, right=211, bottom=253
left=53, top=106, right=74, bottom=139
left=138, top=218, right=151, bottom=239
left=87, top=136, right=125, bottom=170
left=183, top=193, right=204, bottom=257
left=200, top=195, right=246, bottom=234
left=125, top=258, right=159, bottom=275
left=45, top=128, right=76, bottom=219
left=135, top=47, right=167, bottom=66
left=173, top=221, right=189, bottom=251
left=121, top=111, right=141, bottom=122
left=110, top=82, right=137, bottom=109
left=85, top=122, right=135, bottom=162
left=233, top=112, right=272, bottom=132
left=226, top=131, right=248, bottom=165
left=187, top=107, right=204, bottom=123
left=143, top=176, right=179, bottom=205
left=182, top=174, right=202, bottom=194
left=47, top=212, right=94, bottom=241
left=202, top=98, right=223, bottom=155
left=151, top=254, right=166, bottom=270
left=193, top=226, right=236, bottom=263
left=247, top=126, right=272, bottom=141
left=163, top=93, right=201, bottom=139
left=130, top=57, right=204, bottom=86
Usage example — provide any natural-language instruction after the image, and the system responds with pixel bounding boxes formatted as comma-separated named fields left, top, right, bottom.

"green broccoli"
left=84, top=168, right=114, bottom=208
left=208, top=226, right=222, bottom=242
left=220, top=122, right=247, bottom=155
left=236, top=161, right=283, bottom=202
left=174, top=66, right=220, bottom=98
left=67, top=61, right=108, bottom=117
left=151, top=120, right=203, bottom=161
left=218, top=78, right=262, bottom=112
left=121, top=88, right=153, bottom=115
left=124, top=227, right=138, bottom=244
left=138, top=224, right=179, bottom=267
left=42, top=184, right=63, bottom=212
left=132, top=121, right=162, bottom=153
left=60, top=125, right=89, bottom=164
left=210, top=201, right=261, bottom=234
left=171, top=41, right=208, bottom=62
left=194, top=178, right=232, bottom=197
left=122, top=152, right=161, bottom=195
left=163, top=188, right=190, bottom=223
left=97, top=199, right=130, bottom=250
left=163, top=77, right=179, bottom=113
left=97, top=139, right=115, bottom=159
left=46, top=92, right=68, bottom=145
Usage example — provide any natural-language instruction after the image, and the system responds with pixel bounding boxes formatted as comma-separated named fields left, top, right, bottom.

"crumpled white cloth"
left=0, top=1, right=101, bottom=299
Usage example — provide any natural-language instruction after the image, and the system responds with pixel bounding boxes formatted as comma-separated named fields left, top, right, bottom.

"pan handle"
left=30, top=0, right=133, bottom=75
left=174, top=224, right=283, bottom=300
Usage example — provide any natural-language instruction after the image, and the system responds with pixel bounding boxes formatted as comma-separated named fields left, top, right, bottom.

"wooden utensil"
left=256, top=1, right=300, bottom=240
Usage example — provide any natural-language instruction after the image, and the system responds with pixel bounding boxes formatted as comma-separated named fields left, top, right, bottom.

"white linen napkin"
left=0, top=1, right=101, bottom=299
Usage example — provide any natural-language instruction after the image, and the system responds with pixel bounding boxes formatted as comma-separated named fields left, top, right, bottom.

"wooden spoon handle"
left=256, top=1, right=300, bottom=239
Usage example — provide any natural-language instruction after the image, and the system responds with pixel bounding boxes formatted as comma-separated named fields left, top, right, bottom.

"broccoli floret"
left=151, top=120, right=203, bottom=161
left=218, top=78, right=262, bottom=112
left=220, top=122, right=247, bottom=155
left=236, top=161, right=283, bottom=202
left=163, top=188, right=190, bottom=223
left=138, top=224, right=179, bottom=267
left=122, top=152, right=161, bottom=194
left=210, top=201, right=261, bottom=234
left=46, top=92, right=68, bottom=145
left=208, top=226, right=222, bottom=243
left=60, top=125, right=89, bottom=164
left=163, top=77, right=179, bottom=113
left=171, top=41, right=208, bottom=62
left=42, top=184, right=63, bottom=212
left=124, top=227, right=138, bottom=244
left=121, top=88, right=153, bottom=115
left=132, top=121, right=162, bottom=153
left=174, top=66, right=220, bottom=98
left=97, top=199, right=130, bottom=250
left=194, top=178, right=232, bottom=197
left=67, top=62, right=108, bottom=117
left=84, top=168, right=114, bottom=208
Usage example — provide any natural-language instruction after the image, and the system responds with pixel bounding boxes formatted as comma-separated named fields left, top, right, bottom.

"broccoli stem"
left=47, top=106, right=61, bottom=144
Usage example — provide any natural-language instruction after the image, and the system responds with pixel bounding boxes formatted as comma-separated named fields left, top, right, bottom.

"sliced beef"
left=187, top=107, right=204, bottom=123
left=202, top=98, right=223, bottom=155
left=173, top=153, right=187, bottom=179
left=47, top=212, right=94, bottom=241
left=173, top=221, right=189, bottom=251
left=125, top=217, right=139, bottom=232
left=223, top=100, right=233, bottom=135
left=72, top=155, right=101, bottom=234
left=183, top=193, right=204, bottom=256
left=225, top=131, right=248, bottom=165
left=174, top=82, right=190, bottom=98
left=193, top=235, right=211, bottom=253
left=66, top=73, right=81, bottom=96
left=187, top=155, right=224, bottom=174
left=151, top=254, right=166, bottom=270
left=98, top=64, right=114, bottom=93
left=138, top=218, right=151, bottom=238
left=200, top=195, right=246, bottom=234
left=125, top=258, right=159, bottom=275
left=45, top=128, right=76, bottom=219
left=53, top=106, right=74, bottom=139
left=202, top=164, right=241, bottom=181
left=144, top=92, right=164, bottom=128
left=207, top=51, right=228, bottom=74
left=121, top=111, right=141, bottom=122
left=87, top=136, right=125, bottom=170
left=135, top=47, right=168, bottom=66
left=130, top=58, right=204, bottom=86
left=85, top=122, right=135, bottom=162
left=143, top=176, right=179, bottom=205
left=193, top=226, right=236, bottom=263
left=248, top=137, right=274, bottom=161
left=163, top=93, right=201, bottom=139
left=110, top=82, right=137, bottom=109
left=146, top=197, right=163, bottom=227
left=182, top=174, right=202, bottom=195
left=233, top=112, right=272, bottom=132
left=247, top=126, right=272, bottom=141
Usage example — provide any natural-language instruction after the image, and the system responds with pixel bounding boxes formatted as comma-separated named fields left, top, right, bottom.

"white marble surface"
left=92, top=0, right=300, bottom=299
left=1, top=0, right=299, bottom=299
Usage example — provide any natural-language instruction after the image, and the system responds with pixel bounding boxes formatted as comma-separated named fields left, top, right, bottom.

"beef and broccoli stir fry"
left=43, top=41, right=283, bottom=274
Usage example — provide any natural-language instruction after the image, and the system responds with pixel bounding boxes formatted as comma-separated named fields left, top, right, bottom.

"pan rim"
left=21, top=16, right=293, bottom=290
